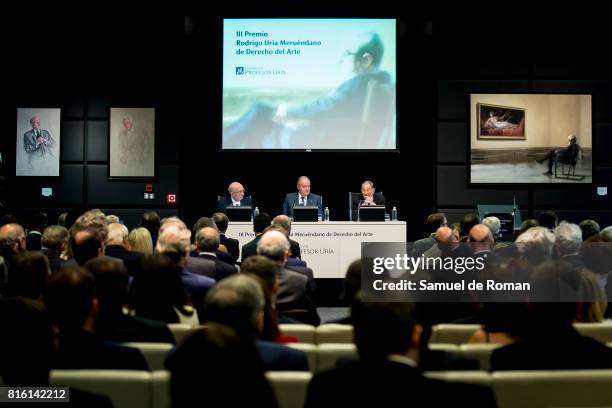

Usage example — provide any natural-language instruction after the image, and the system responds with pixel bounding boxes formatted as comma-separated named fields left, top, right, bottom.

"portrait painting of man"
left=16, top=108, right=61, bottom=177
left=109, top=107, right=155, bottom=178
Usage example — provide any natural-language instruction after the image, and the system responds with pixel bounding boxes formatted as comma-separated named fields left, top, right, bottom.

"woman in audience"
left=128, top=227, right=154, bottom=254
left=128, top=253, right=199, bottom=325
left=240, top=255, right=298, bottom=343
left=168, top=322, right=278, bottom=408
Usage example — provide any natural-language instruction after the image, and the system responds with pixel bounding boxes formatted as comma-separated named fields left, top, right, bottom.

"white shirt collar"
left=387, top=354, right=417, bottom=368
left=231, top=198, right=241, bottom=205
left=199, top=251, right=217, bottom=258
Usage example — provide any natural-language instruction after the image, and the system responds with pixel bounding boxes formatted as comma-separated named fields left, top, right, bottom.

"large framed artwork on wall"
left=16, top=108, right=61, bottom=177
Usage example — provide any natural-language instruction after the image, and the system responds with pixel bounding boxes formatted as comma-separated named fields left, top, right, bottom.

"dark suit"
left=305, top=360, right=496, bottom=408
left=256, top=340, right=309, bottom=371
left=289, top=238, right=301, bottom=259
left=216, top=196, right=253, bottom=213
left=241, top=234, right=263, bottom=262
left=351, top=192, right=386, bottom=221
left=24, top=129, right=55, bottom=155
left=287, top=257, right=307, bottom=267
left=412, top=233, right=436, bottom=257
left=282, top=192, right=323, bottom=218
left=95, top=313, right=175, bottom=344
left=104, top=245, right=144, bottom=276
left=54, top=327, right=149, bottom=370
left=26, top=231, right=42, bottom=250
left=41, top=247, right=63, bottom=271
left=220, top=233, right=240, bottom=262
left=491, top=327, right=612, bottom=371
left=276, top=267, right=319, bottom=325
left=198, top=252, right=238, bottom=281
left=185, top=256, right=217, bottom=279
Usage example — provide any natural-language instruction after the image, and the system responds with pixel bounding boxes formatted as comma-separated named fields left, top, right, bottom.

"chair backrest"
left=167, top=323, right=198, bottom=345
left=457, top=343, right=502, bottom=371
left=316, top=324, right=354, bottom=344
left=151, top=370, right=171, bottom=408
left=278, top=323, right=316, bottom=343
left=430, top=324, right=482, bottom=344
left=286, top=343, right=317, bottom=372
left=316, top=343, right=358, bottom=372
left=359, top=79, right=395, bottom=147
left=574, top=321, right=612, bottom=343
left=50, top=370, right=152, bottom=408
left=265, top=371, right=313, bottom=408
left=492, top=370, right=612, bottom=408
left=424, top=371, right=492, bottom=387
left=124, top=342, right=174, bottom=371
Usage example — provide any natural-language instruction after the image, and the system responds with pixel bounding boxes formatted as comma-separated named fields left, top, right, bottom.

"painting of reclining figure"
left=470, top=94, right=592, bottom=184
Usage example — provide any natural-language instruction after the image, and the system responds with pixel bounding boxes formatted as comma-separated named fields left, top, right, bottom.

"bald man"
left=468, top=224, right=494, bottom=257
left=282, top=176, right=323, bottom=218
left=216, top=181, right=252, bottom=213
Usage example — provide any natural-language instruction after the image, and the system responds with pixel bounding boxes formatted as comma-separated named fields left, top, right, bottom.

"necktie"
left=300, top=197, right=305, bottom=206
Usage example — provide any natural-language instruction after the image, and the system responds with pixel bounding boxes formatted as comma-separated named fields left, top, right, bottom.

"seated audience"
left=242, top=212, right=272, bottom=261
left=168, top=323, right=277, bottom=408
left=195, top=226, right=238, bottom=280
left=128, top=226, right=154, bottom=255
left=41, top=225, right=69, bottom=270
left=44, top=266, right=149, bottom=370
left=272, top=214, right=302, bottom=259
left=580, top=219, right=601, bottom=241
left=412, top=212, right=447, bottom=256
left=305, top=298, right=495, bottom=407
left=140, top=211, right=161, bottom=247
left=202, top=274, right=309, bottom=371
left=515, top=226, right=555, bottom=266
left=213, top=211, right=240, bottom=262
left=104, top=222, right=144, bottom=275
left=554, top=221, right=584, bottom=270
left=6, top=251, right=50, bottom=300
left=86, top=256, right=175, bottom=343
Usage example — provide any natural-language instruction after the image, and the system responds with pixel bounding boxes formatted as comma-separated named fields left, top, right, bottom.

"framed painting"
left=109, top=107, right=155, bottom=178
left=16, top=108, right=61, bottom=177
left=477, top=103, right=526, bottom=140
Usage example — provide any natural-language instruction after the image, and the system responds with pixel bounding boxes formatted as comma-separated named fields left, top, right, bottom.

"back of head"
left=554, top=221, right=582, bottom=257
left=0, top=297, right=55, bottom=385
left=0, top=223, right=26, bottom=258
left=351, top=296, right=418, bottom=362
left=240, top=255, right=279, bottom=292
left=169, top=323, right=276, bottom=408
left=483, top=216, right=501, bottom=237
left=195, top=227, right=220, bottom=252
left=515, top=226, right=555, bottom=265
left=140, top=211, right=161, bottom=242
left=580, top=219, right=600, bottom=241
left=537, top=211, right=558, bottom=230
left=7, top=251, right=50, bottom=299
left=212, top=212, right=229, bottom=233
left=425, top=213, right=447, bottom=234
left=580, top=234, right=612, bottom=275
left=128, top=227, right=153, bottom=255
left=460, top=213, right=480, bottom=238
left=70, top=226, right=103, bottom=266
left=192, top=217, right=217, bottom=236
left=30, top=212, right=48, bottom=231
left=85, top=256, right=129, bottom=316
left=129, top=253, right=188, bottom=324
left=44, top=266, right=95, bottom=330
left=341, top=259, right=362, bottom=304
left=257, top=230, right=290, bottom=262
left=253, top=213, right=272, bottom=234
left=156, top=224, right=191, bottom=264
left=42, top=225, right=69, bottom=252
left=272, top=215, right=292, bottom=235
left=107, top=222, right=129, bottom=246
left=518, top=219, right=539, bottom=237
left=204, top=274, right=265, bottom=339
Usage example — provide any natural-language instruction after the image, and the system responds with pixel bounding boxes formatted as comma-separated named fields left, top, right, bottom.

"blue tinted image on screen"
left=222, top=18, right=397, bottom=150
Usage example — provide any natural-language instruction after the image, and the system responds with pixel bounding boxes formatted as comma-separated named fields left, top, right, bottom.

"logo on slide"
left=235, top=67, right=245, bottom=75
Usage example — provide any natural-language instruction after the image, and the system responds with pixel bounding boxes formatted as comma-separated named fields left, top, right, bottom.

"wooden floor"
left=471, top=161, right=592, bottom=184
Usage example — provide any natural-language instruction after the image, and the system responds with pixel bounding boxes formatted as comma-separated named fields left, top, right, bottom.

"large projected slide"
left=222, top=19, right=396, bottom=150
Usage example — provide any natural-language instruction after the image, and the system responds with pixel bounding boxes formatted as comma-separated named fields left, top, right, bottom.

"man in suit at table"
left=216, top=181, right=252, bottom=212
left=282, top=176, right=322, bottom=218
left=351, top=180, right=386, bottom=221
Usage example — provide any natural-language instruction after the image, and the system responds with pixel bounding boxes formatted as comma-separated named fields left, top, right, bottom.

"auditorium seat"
left=428, top=343, right=459, bottom=353
left=287, top=342, right=317, bottom=372
left=492, top=370, right=612, bottom=408
left=315, top=323, right=353, bottom=344
left=457, top=343, right=501, bottom=371
left=279, top=323, right=316, bottom=343
left=265, top=371, right=312, bottom=408
left=50, top=370, right=152, bottom=408
left=574, top=322, right=612, bottom=343
left=316, top=343, right=358, bottom=372
left=167, top=323, right=197, bottom=345
left=151, top=370, right=171, bottom=408
left=430, top=324, right=482, bottom=344
left=124, top=342, right=174, bottom=371
left=424, top=370, right=492, bottom=387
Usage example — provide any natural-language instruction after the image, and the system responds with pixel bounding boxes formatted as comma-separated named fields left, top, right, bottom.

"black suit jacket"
left=216, top=196, right=253, bottom=213
left=241, top=234, right=263, bottom=262
left=41, top=247, right=63, bottom=271
left=289, top=238, right=301, bottom=259
left=198, top=253, right=238, bottom=280
left=220, top=233, right=240, bottom=262
left=305, top=360, right=496, bottom=408
left=491, top=327, right=612, bottom=371
left=95, top=313, right=175, bottom=344
left=351, top=192, right=386, bottom=221
left=104, top=245, right=144, bottom=276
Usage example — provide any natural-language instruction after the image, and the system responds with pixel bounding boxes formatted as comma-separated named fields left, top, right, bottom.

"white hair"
left=554, top=221, right=583, bottom=256
left=257, top=230, right=290, bottom=260
left=156, top=224, right=191, bottom=255
left=107, top=223, right=129, bottom=243
left=515, top=226, right=555, bottom=264
left=483, top=216, right=501, bottom=236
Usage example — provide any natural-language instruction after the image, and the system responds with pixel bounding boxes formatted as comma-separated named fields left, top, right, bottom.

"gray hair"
left=41, top=225, right=69, bottom=251
left=195, top=227, right=220, bottom=252
left=272, top=215, right=292, bottom=235
left=156, top=224, right=191, bottom=255
left=107, top=223, right=129, bottom=244
left=515, top=226, right=556, bottom=265
left=483, top=216, right=501, bottom=236
left=204, top=274, right=265, bottom=331
left=554, top=221, right=583, bottom=256
left=105, top=215, right=120, bottom=225
left=257, top=230, right=290, bottom=260
left=601, top=226, right=612, bottom=241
